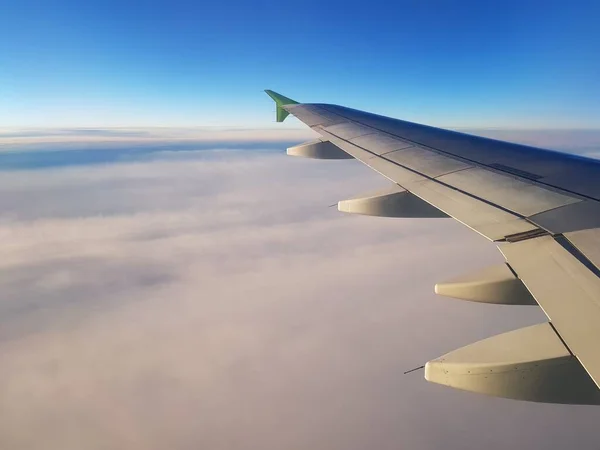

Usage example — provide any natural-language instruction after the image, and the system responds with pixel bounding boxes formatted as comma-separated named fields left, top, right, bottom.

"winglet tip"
left=264, top=90, right=298, bottom=122
left=264, top=90, right=299, bottom=106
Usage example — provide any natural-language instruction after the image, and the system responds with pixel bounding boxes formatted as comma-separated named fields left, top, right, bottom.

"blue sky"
left=2, top=0, right=599, bottom=128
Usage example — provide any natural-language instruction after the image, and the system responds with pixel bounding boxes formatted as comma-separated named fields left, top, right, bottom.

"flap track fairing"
left=425, top=323, right=600, bottom=404
left=287, top=139, right=354, bottom=160
left=435, top=263, right=536, bottom=305
left=338, top=185, right=448, bottom=218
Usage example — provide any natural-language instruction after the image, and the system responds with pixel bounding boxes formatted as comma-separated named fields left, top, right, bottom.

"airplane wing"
left=266, top=89, right=600, bottom=405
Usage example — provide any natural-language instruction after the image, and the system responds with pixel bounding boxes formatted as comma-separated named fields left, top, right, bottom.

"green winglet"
left=265, top=89, right=299, bottom=122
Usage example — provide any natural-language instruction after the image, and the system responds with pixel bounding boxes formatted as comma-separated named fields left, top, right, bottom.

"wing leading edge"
left=266, top=90, right=600, bottom=404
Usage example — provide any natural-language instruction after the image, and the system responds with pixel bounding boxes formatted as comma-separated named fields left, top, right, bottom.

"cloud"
left=0, top=134, right=598, bottom=450
left=0, top=127, right=318, bottom=170
left=0, top=127, right=316, bottom=148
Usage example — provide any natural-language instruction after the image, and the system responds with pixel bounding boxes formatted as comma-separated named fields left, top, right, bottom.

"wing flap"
left=500, top=236, right=600, bottom=388
left=405, top=178, right=538, bottom=240
left=564, top=229, right=600, bottom=271
left=530, top=201, right=600, bottom=234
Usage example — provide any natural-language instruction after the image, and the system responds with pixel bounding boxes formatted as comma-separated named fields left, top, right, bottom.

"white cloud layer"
left=0, top=127, right=316, bottom=151
left=0, top=136, right=599, bottom=450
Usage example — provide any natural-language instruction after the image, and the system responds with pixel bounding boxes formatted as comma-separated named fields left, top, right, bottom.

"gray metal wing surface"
left=266, top=90, right=600, bottom=404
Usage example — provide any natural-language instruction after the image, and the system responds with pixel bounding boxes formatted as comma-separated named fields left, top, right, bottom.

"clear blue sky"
left=2, top=0, right=599, bottom=128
